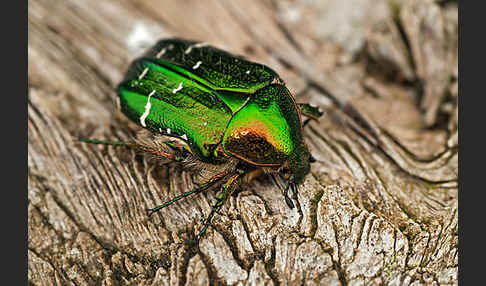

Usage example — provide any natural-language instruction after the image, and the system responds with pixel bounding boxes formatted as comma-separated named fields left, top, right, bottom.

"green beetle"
left=82, top=38, right=323, bottom=239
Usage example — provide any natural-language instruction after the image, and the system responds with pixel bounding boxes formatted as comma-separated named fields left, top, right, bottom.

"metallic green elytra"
left=84, top=38, right=323, bottom=239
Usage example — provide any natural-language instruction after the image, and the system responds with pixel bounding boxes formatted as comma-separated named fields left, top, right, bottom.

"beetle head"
left=279, top=144, right=311, bottom=185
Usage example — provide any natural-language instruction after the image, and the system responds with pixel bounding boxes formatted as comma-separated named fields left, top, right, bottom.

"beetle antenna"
left=290, top=182, right=299, bottom=197
left=283, top=182, right=295, bottom=209
left=271, top=174, right=294, bottom=209
left=270, top=174, right=284, bottom=192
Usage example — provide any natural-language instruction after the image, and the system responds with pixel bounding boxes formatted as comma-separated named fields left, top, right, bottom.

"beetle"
left=81, top=38, right=323, bottom=239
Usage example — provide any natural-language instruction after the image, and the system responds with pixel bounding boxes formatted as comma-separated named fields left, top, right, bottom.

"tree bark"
left=28, top=0, right=458, bottom=285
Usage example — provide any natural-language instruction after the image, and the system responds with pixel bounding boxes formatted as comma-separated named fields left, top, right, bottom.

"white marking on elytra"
left=172, top=82, right=183, bottom=94
left=159, top=128, right=162, bottom=133
left=156, top=47, right=167, bottom=58
left=181, top=134, right=188, bottom=140
left=138, top=67, right=149, bottom=80
left=185, top=42, right=208, bottom=54
left=192, top=61, right=202, bottom=69
left=204, top=122, right=207, bottom=126
left=246, top=70, right=251, bottom=74
left=167, top=128, right=171, bottom=134
left=140, top=90, right=156, bottom=127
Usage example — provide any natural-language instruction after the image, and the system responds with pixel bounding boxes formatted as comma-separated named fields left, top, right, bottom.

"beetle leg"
left=197, top=171, right=244, bottom=239
left=298, top=103, right=324, bottom=123
left=79, top=138, right=184, bottom=162
left=147, top=168, right=232, bottom=215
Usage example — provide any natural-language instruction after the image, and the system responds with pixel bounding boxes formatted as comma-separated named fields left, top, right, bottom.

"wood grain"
left=28, top=0, right=458, bottom=285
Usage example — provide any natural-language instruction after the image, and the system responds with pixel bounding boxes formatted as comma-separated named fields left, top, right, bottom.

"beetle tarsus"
left=197, top=204, right=221, bottom=239
left=195, top=171, right=244, bottom=240
left=146, top=208, right=156, bottom=217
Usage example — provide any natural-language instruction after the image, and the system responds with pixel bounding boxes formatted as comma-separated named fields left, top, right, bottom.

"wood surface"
left=28, top=0, right=458, bottom=285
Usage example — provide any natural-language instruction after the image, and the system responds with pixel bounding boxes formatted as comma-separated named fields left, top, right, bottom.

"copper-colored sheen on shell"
left=223, top=124, right=287, bottom=166
left=222, top=84, right=304, bottom=167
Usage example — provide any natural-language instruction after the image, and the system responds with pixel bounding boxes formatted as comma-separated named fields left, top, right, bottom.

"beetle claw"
left=146, top=208, right=155, bottom=216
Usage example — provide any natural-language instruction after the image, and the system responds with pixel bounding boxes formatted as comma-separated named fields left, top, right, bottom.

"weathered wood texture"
left=28, top=0, right=458, bottom=285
